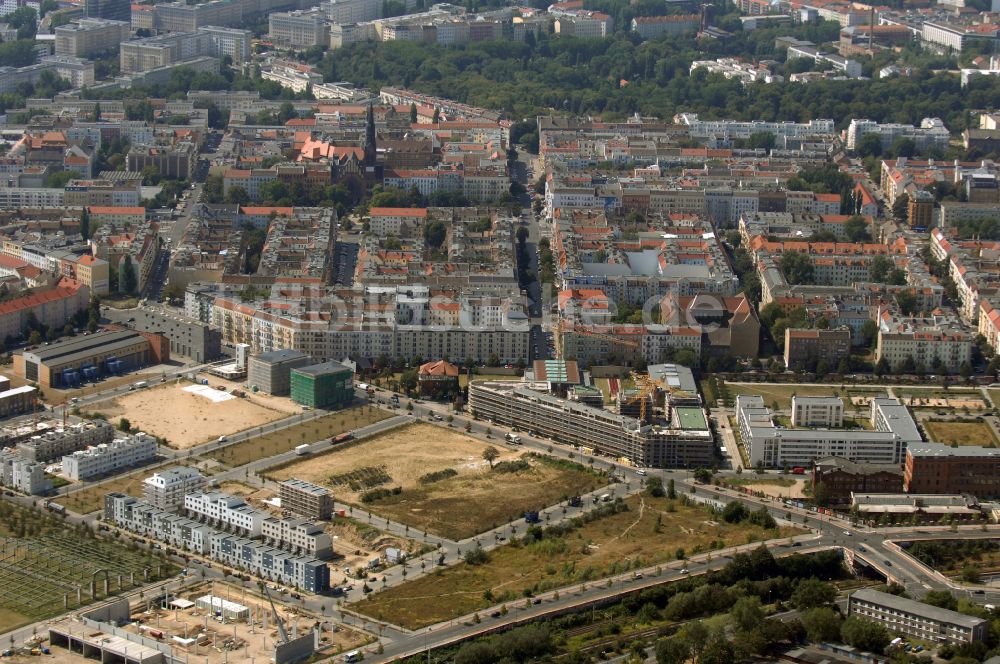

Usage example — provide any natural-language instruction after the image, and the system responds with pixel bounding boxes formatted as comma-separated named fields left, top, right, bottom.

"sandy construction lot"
left=96, top=381, right=286, bottom=448
left=269, top=422, right=517, bottom=502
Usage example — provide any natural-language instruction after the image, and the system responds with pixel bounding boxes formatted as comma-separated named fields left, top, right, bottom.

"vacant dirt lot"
left=924, top=420, right=999, bottom=447
left=267, top=423, right=606, bottom=539
left=94, top=381, right=285, bottom=448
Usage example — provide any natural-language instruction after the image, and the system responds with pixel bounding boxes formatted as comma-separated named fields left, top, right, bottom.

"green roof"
left=676, top=407, right=708, bottom=430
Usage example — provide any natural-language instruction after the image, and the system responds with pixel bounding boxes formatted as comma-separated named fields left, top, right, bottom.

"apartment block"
left=142, top=466, right=206, bottom=508
left=875, top=312, right=972, bottom=374
left=847, top=118, right=951, bottom=153
left=0, top=449, right=51, bottom=495
left=279, top=478, right=334, bottom=520
left=469, top=380, right=714, bottom=468
left=16, top=420, right=114, bottom=462
left=791, top=395, right=844, bottom=428
left=849, top=589, right=988, bottom=644
left=269, top=8, right=330, bottom=47
left=784, top=328, right=852, bottom=369
left=904, top=443, right=1000, bottom=497
left=55, top=18, right=130, bottom=58
left=631, top=14, right=698, bottom=39
left=737, top=395, right=921, bottom=467
left=61, top=433, right=158, bottom=480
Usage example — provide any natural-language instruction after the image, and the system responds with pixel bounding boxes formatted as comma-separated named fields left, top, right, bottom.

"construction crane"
left=556, top=321, right=640, bottom=360
left=623, top=371, right=695, bottom=422
left=260, top=583, right=289, bottom=644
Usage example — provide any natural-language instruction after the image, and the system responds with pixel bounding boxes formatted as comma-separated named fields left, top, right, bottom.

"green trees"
left=423, top=219, right=447, bottom=249
left=120, top=260, right=137, bottom=295
left=844, top=216, right=871, bottom=243
left=80, top=208, right=90, bottom=241
left=779, top=251, right=815, bottom=285
left=790, top=578, right=837, bottom=609
left=840, top=616, right=890, bottom=653
left=802, top=606, right=842, bottom=642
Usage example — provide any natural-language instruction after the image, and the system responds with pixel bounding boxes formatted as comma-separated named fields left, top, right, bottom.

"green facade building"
left=290, top=361, right=354, bottom=409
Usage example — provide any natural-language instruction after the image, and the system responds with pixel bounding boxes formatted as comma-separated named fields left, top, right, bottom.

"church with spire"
left=362, top=102, right=383, bottom=182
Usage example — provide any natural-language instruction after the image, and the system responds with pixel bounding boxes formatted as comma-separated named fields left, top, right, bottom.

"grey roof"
left=647, top=363, right=697, bottom=394
left=252, top=349, right=311, bottom=364
left=792, top=396, right=844, bottom=406
left=814, top=456, right=902, bottom=476
left=280, top=478, right=330, bottom=496
left=850, top=588, right=987, bottom=629
left=871, top=398, right=922, bottom=443
left=24, top=330, right=145, bottom=367
left=908, top=442, right=1000, bottom=458
left=293, top=361, right=352, bottom=376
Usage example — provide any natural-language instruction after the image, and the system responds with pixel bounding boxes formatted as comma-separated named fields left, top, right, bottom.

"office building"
left=737, top=395, right=921, bottom=467
left=142, top=466, right=206, bottom=508
left=904, top=443, right=1000, bottom=497
left=289, top=361, right=353, bottom=409
left=61, top=433, right=158, bottom=480
left=791, top=396, right=844, bottom=428
left=278, top=479, right=334, bottom=520
left=123, top=306, right=221, bottom=363
left=85, top=0, right=130, bottom=23
left=248, top=349, right=312, bottom=396
left=849, top=588, right=988, bottom=644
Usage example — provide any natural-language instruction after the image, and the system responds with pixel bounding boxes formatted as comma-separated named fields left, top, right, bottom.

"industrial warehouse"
left=14, top=330, right=167, bottom=389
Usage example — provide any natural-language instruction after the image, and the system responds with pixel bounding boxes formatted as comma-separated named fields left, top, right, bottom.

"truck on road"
left=332, top=432, right=353, bottom=445
left=45, top=501, right=66, bottom=515
left=294, top=444, right=311, bottom=455
left=133, top=381, right=148, bottom=389
left=504, top=433, right=522, bottom=444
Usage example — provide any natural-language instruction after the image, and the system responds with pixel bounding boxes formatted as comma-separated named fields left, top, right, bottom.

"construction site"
left=39, top=580, right=369, bottom=664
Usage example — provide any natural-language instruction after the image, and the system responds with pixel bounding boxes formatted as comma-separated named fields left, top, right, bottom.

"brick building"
left=812, top=456, right=903, bottom=505
left=904, top=443, right=1000, bottom=497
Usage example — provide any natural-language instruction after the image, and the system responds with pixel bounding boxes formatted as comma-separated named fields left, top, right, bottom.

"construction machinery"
left=622, top=371, right=695, bottom=422
left=555, top=320, right=640, bottom=360
left=260, top=583, right=289, bottom=644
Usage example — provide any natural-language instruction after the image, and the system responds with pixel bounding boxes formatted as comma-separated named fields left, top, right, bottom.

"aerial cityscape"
left=1, top=0, right=1000, bottom=661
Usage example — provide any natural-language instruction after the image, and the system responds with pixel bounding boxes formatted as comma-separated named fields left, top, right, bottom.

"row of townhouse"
left=183, top=490, right=332, bottom=557
left=104, top=493, right=331, bottom=592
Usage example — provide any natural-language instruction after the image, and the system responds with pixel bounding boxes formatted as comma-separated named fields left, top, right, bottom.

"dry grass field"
left=267, top=423, right=606, bottom=539
left=923, top=420, right=999, bottom=447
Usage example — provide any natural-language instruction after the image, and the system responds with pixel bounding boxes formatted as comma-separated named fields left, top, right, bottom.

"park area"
left=0, top=502, right=174, bottom=633
left=922, top=419, right=998, bottom=447
left=205, top=405, right=390, bottom=469
left=92, top=380, right=287, bottom=449
left=354, top=494, right=802, bottom=629
left=265, top=423, right=607, bottom=539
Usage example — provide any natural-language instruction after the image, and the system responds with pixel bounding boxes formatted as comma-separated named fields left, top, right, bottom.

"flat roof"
left=252, top=349, right=311, bottom=364
left=293, top=361, right=352, bottom=376
left=676, top=407, right=708, bottom=430
left=850, top=588, right=987, bottom=628
left=792, top=395, right=843, bottom=406
left=908, top=442, right=1000, bottom=458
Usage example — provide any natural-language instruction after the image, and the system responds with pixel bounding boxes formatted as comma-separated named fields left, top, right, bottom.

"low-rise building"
left=260, top=516, right=332, bottom=557
left=784, top=328, right=852, bottom=370
left=811, top=456, right=903, bottom=505
left=61, top=432, right=158, bottom=480
left=848, top=588, right=988, bottom=644
left=15, top=329, right=162, bottom=389
left=183, top=491, right=266, bottom=537
left=16, top=420, right=115, bottom=462
left=0, top=449, right=51, bottom=495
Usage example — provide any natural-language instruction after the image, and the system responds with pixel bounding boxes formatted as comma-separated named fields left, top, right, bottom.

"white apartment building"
left=16, top=420, right=114, bottom=462
left=791, top=395, right=843, bottom=428
left=61, top=433, right=158, bottom=480
left=737, top=395, right=921, bottom=467
left=269, top=8, right=330, bottom=47
left=260, top=516, right=332, bottom=557
left=675, top=113, right=836, bottom=139
left=324, top=0, right=380, bottom=24
left=142, top=466, right=206, bottom=508
left=846, top=117, right=951, bottom=152
left=183, top=491, right=265, bottom=536
left=0, top=449, right=50, bottom=495
left=849, top=589, right=988, bottom=644
left=0, top=187, right=66, bottom=209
